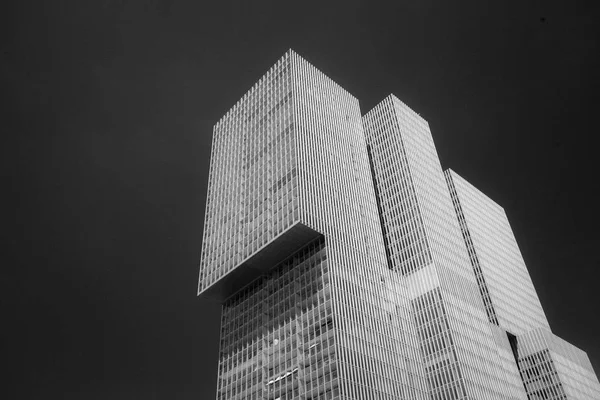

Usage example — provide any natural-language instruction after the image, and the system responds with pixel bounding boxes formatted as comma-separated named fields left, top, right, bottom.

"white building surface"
left=197, top=50, right=600, bottom=400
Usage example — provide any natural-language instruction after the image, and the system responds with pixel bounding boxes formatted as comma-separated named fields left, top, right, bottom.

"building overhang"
left=198, top=221, right=323, bottom=303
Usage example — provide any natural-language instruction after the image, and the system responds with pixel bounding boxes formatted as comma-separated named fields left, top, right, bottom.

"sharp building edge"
left=197, top=50, right=600, bottom=400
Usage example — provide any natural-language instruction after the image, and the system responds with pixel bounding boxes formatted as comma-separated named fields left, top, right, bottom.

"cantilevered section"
left=196, top=49, right=600, bottom=399
left=198, top=222, right=322, bottom=302
left=197, top=50, right=300, bottom=297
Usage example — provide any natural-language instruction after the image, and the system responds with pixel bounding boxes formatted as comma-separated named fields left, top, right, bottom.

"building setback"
left=198, top=50, right=600, bottom=400
left=445, top=170, right=600, bottom=399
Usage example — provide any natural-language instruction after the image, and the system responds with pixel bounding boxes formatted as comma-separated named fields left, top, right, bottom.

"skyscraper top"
left=198, top=50, right=600, bottom=400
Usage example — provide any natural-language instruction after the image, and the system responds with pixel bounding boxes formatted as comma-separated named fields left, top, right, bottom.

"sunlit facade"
left=198, top=50, right=600, bottom=399
left=516, top=328, right=600, bottom=400
left=199, top=50, right=427, bottom=400
left=445, top=170, right=600, bottom=399
left=363, top=96, right=526, bottom=399
left=444, top=169, right=549, bottom=335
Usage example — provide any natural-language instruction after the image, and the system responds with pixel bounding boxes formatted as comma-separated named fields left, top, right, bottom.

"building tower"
left=363, top=96, right=527, bottom=399
left=198, top=50, right=427, bottom=400
left=445, top=170, right=600, bottom=399
left=198, top=50, right=600, bottom=399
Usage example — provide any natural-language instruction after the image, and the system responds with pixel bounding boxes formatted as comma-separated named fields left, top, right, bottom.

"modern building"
left=445, top=170, right=600, bottom=399
left=363, top=96, right=527, bottom=399
left=516, top=328, right=600, bottom=399
left=198, top=50, right=600, bottom=399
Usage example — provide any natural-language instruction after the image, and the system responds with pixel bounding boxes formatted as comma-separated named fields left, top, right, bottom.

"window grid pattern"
left=444, top=171, right=499, bottom=326
left=363, top=95, right=528, bottom=399
left=517, top=328, right=600, bottom=400
left=198, top=50, right=600, bottom=400
left=217, top=239, right=340, bottom=400
left=203, top=51, right=430, bottom=400
left=362, top=101, right=432, bottom=276
left=412, top=288, right=467, bottom=399
left=199, top=52, right=299, bottom=294
left=444, top=169, right=549, bottom=335
left=291, top=53, right=428, bottom=399
left=519, top=349, right=566, bottom=400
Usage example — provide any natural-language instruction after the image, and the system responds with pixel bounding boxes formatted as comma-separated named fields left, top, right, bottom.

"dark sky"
left=4, top=1, right=600, bottom=398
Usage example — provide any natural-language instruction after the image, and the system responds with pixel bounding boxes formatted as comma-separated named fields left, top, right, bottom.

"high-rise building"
left=445, top=170, right=600, bottom=399
left=444, top=169, right=549, bottom=335
left=363, top=96, right=527, bottom=399
left=198, top=50, right=600, bottom=400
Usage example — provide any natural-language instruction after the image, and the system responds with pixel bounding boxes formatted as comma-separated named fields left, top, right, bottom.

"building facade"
left=445, top=170, right=600, bottom=400
left=198, top=50, right=600, bottom=399
left=444, top=169, right=549, bottom=335
left=363, top=96, right=527, bottom=399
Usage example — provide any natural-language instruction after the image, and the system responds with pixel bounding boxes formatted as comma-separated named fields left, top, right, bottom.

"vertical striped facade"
left=517, top=328, right=600, bottom=400
left=291, top=54, right=428, bottom=400
left=445, top=170, right=600, bottom=399
left=198, top=50, right=600, bottom=399
left=198, top=53, right=299, bottom=296
left=363, top=95, right=527, bottom=399
left=444, top=169, right=549, bottom=335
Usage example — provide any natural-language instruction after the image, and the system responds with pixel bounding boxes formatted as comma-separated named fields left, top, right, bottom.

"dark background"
left=4, top=1, right=600, bottom=398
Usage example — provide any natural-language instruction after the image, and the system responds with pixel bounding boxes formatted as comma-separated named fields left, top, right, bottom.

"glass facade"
left=199, top=53, right=299, bottom=295
left=445, top=170, right=600, bottom=399
left=363, top=96, right=527, bottom=399
left=444, top=169, right=549, bottom=335
left=517, top=328, right=600, bottom=400
left=198, top=50, right=600, bottom=399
